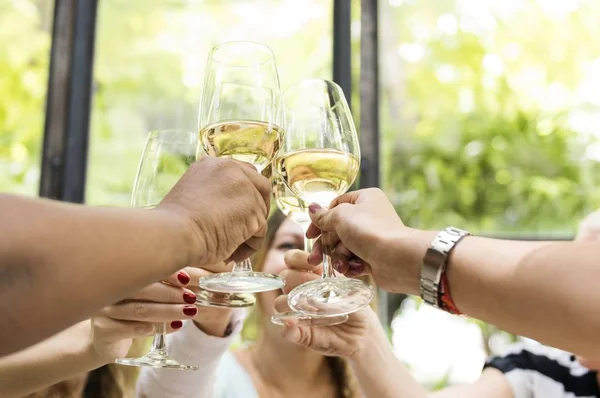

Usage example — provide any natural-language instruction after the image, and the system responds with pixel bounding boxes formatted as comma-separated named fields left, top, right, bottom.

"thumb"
left=306, top=204, right=337, bottom=238
left=281, top=321, right=312, bottom=348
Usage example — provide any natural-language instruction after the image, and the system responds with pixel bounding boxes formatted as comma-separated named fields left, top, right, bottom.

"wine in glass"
left=275, top=79, right=374, bottom=317
left=197, top=41, right=285, bottom=298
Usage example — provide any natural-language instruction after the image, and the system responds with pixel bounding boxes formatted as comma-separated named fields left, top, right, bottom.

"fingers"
left=102, top=301, right=199, bottom=323
left=281, top=323, right=313, bottom=348
left=239, top=162, right=271, bottom=216
left=284, top=250, right=320, bottom=272
left=328, top=190, right=361, bottom=208
left=308, top=237, right=324, bottom=265
left=183, top=266, right=213, bottom=286
left=331, top=242, right=351, bottom=274
left=196, top=261, right=234, bottom=274
left=306, top=204, right=348, bottom=237
left=280, top=268, right=320, bottom=294
left=274, top=295, right=291, bottom=313
left=245, top=223, right=267, bottom=251
left=345, top=258, right=370, bottom=277
left=92, top=316, right=155, bottom=340
left=163, top=270, right=192, bottom=287
left=230, top=243, right=256, bottom=263
left=92, top=316, right=184, bottom=341
left=124, top=282, right=196, bottom=305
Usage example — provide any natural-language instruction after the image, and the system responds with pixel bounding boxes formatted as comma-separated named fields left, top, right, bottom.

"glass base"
left=115, top=351, right=199, bottom=370
left=195, top=288, right=255, bottom=308
left=199, top=272, right=285, bottom=294
left=288, top=278, right=374, bottom=316
left=271, top=311, right=349, bottom=327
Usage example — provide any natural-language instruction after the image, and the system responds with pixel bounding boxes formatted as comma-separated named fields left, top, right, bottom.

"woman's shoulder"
left=213, top=350, right=258, bottom=398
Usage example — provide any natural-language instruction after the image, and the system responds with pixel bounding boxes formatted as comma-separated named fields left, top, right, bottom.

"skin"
left=304, top=188, right=600, bottom=360
left=277, top=206, right=600, bottom=397
left=0, top=156, right=271, bottom=356
left=0, top=269, right=204, bottom=398
left=184, top=219, right=351, bottom=397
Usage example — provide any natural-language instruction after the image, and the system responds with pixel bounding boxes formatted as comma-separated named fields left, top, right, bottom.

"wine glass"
left=197, top=41, right=285, bottom=297
left=115, top=130, right=251, bottom=370
left=271, top=176, right=349, bottom=326
left=275, top=79, right=374, bottom=317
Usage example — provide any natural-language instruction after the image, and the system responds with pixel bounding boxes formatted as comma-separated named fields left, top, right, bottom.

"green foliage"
left=380, top=0, right=600, bottom=234
left=0, top=0, right=50, bottom=196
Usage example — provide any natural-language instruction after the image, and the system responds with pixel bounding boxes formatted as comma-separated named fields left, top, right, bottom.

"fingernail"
left=183, top=292, right=197, bottom=304
left=177, top=272, right=191, bottom=285
left=332, top=260, right=342, bottom=271
left=308, top=203, right=321, bottom=214
left=170, top=320, right=183, bottom=329
left=183, top=306, right=198, bottom=316
left=349, top=263, right=364, bottom=275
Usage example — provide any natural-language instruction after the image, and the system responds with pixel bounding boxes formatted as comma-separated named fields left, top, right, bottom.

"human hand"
left=157, top=156, right=271, bottom=267
left=306, top=188, right=417, bottom=293
left=90, top=269, right=199, bottom=363
left=274, top=250, right=375, bottom=359
left=184, top=266, right=236, bottom=337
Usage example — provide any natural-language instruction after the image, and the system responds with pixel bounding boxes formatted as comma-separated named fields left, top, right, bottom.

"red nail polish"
left=308, top=203, right=321, bottom=213
left=177, top=272, right=190, bottom=285
left=183, top=306, right=198, bottom=316
left=170, top=320, right=183, bottom=329
left=183, top=292, right=197, bottom=304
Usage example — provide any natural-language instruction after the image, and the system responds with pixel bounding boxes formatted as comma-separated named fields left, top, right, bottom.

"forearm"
left=398, top=229, right=600, bottom=357
left=0, top=194, right=195, bottom=355
left=349, top=310, right=425, bottom=398
left=0, top=320, right=104, bottom=397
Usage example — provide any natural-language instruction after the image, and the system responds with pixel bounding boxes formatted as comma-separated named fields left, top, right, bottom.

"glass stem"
left=319, top=206, right=335, bottom=280
left=150, top=323, right=168, bottom=356
left=300, top=220, right=313, bottom=253
left=232, top=258, right=252, bottom=273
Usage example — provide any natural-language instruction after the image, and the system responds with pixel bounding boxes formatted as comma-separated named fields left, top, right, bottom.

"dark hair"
left=242, top=209, right=359, bottom=398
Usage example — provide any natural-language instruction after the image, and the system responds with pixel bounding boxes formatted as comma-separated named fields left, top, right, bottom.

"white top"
left=136, top=311, right=257, bottom=398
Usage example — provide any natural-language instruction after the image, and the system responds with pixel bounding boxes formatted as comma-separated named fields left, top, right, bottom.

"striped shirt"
left=485, top=343, right=600, bottom=398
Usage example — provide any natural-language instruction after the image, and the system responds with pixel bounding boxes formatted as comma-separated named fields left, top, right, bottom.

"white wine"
left=272, top=178, right=310, bottom=225
left=276, top=149, right=359, bottom=206
left=199, top=120, right=281, bottom=172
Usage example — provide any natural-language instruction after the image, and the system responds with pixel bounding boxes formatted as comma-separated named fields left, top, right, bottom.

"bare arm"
left=429, top=369, right=513, bottom=398
left=307, top=188, right=600, bottom=358
left=350, top=325, right=512, bottom=398
left=0, top=194, right=193, bottom=356
left=348, top=310, right=425, bottom=398
left=393, top=231, right=600, bottom=358
left=0, top=321, right=102, bottom=398
left=0, top=157, right=272, bottom=356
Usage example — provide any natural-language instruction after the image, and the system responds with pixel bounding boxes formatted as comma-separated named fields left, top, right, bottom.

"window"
left=86, top=0, right=334, bottom=206
left=380, top=0, right=600, bottom=236
left=0, top=0, right=53, bottom=196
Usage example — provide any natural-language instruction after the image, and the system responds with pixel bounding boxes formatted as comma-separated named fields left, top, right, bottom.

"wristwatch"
left=420, top=227, right=470, bottom=308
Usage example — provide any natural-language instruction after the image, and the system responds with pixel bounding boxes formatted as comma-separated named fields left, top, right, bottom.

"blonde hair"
left=242, top=209, right=376, bottom=398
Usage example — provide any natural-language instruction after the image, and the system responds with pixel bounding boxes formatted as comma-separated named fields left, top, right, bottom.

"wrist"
left=348, top=308, right=390, bottom=364
left=150, top=207, right=205, bottom=272
left=384, top=228, right=438, bottom=295
left=76, top=321, right=110, bottom=368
